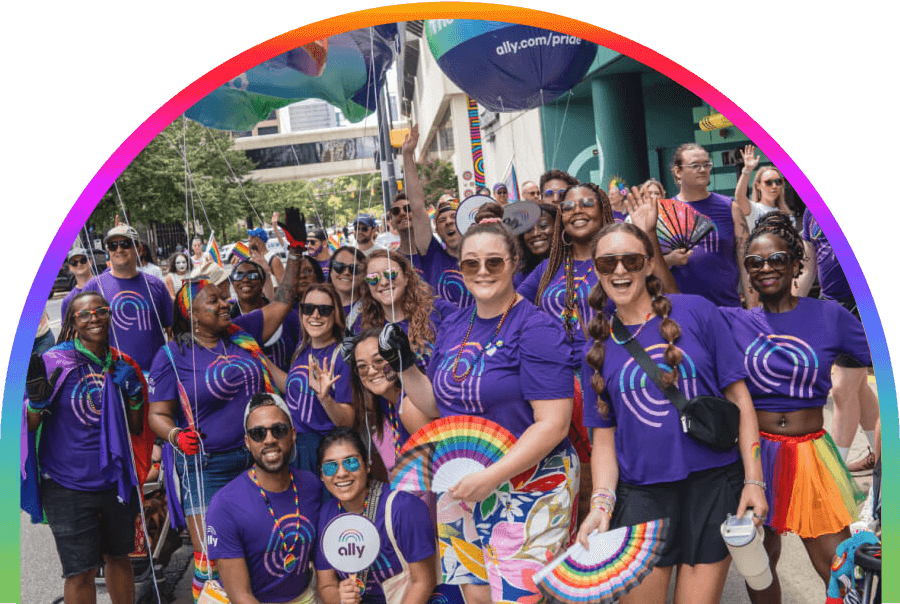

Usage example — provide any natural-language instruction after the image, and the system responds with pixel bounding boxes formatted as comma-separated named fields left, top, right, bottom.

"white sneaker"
left=850, top=485, right=875, bottom=534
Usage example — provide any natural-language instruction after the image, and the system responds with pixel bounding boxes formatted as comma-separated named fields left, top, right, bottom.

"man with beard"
left=400, top=126, right=473, bottom=309
left=206, top=394, right=322, bottom=604
left=351, top=214, right=379, bottom=255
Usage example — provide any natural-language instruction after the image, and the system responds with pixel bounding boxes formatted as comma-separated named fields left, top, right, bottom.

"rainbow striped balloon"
left=390, top=416, right=516, bottom=493
left=534, top=519, right=670, bottom=604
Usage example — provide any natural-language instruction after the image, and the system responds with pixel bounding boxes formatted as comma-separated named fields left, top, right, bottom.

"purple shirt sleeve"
left=516, top=259, right=547, bottom=303
left=232, top=309, right=265, bottom=343
left=391, top=492, right=436, bottom=564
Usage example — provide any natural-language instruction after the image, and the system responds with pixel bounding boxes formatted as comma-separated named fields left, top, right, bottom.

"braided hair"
left=585, top=223, right=683, bottom=417
left=535, top=183, right=614, bottom=341
left=744, top=211, right=805, bottom=276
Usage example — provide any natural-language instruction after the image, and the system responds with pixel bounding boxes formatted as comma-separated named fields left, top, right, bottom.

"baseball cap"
left=352, top=214, right=376, bottom=229
left=244, top=393, right=294, bottom=430
left=67, top=247, right=88, bottom=261
left=493, top=183, right=508, bottom=193
left=104, top=224, right=139, bottom=244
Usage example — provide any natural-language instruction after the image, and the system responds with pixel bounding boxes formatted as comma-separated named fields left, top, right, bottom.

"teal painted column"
left=590, top=74, right=649, bottom=190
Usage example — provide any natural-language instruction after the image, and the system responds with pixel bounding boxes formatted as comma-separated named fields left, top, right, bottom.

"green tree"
left=91, top=117, right=260, bottom=242
left=418, top=158, right=458, bottom=203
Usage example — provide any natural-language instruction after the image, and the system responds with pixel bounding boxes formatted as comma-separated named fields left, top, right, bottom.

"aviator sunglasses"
left=543, top=188, right=567, bottom=199
left=743, top=251, right=791, bottom=272
left=364, top=269, right=400, bottom=285
left=321, top=456, right=361, bottom=477
left=458, top=256, right=509, bottom=277
left=593, top=253, right=650, bottom=275
left=246, top=423, right=292, bottom=442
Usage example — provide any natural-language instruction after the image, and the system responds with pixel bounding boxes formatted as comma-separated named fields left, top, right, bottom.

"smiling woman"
left=313, top=428, right=438, bottom=604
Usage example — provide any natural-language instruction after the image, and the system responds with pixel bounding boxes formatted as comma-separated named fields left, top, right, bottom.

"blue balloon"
left=426, top=20, right=597, bottom=112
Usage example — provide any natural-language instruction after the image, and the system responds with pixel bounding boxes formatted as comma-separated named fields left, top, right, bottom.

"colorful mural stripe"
left=467, top=95, right=485, bottom=187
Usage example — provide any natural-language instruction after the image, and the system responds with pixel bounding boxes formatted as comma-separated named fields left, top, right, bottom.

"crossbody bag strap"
left=384, top=491, right=408, bottom=569
left=611, top=315, right=690, bottom=413
left=356, top=480, right=384, bottom=590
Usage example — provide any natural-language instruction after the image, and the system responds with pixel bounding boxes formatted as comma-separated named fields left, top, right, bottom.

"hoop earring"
left=562, top=231, right=573, bottom=246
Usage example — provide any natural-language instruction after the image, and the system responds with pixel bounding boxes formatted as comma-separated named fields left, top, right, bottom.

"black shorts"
left=827, top=295, right=872, bottom=368
left=40, top=478, right=139, bottom=578
left=611, top=461, right=743, bottom=567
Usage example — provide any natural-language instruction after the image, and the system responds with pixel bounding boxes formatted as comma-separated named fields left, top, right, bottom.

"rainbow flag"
left=501, top=158, right=520, bottom=202
left=327, top=232, right=342, bottom=253
left=205, top=231, right=223, bottom=266
left=427, top=206, right=437, bottom=220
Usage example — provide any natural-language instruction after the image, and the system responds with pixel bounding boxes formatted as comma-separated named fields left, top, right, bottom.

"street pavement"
left=21, top=293, right=877, bottom=603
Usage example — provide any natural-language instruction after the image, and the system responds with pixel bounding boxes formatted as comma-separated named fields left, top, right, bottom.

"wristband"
left=744, top=479, right=766, bottom=491
left=128, top=400, right=144, bottom=411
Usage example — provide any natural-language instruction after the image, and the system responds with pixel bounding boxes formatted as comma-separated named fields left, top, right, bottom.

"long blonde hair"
left=751, top=166, right=786, bottom=208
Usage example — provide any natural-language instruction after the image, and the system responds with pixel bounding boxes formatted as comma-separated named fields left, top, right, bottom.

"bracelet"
left=744, top=479, right=766, bottom=491
left=168, top=427, right=181, bottom=448
left=591, top=492, right=616, bottom=504
left=592, top=486, right=616, bottom=497
left=741, top=168, right=751, bottom=174
left=128, top=400, right=143, bottom=411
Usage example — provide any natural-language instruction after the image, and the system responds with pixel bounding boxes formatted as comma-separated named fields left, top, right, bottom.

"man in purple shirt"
left=207, top=394, right=321, bottom=604
left=82, top=225, right=172, bottom=371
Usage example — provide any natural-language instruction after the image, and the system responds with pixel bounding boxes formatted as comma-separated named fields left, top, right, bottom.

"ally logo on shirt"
left=205, top=355, right=263, bottom=400
left=206, top=525, right=219, bottom=547
left=264, top=513, right=315, bottom=576
left=618, top=344, right=699, bottom=428
left=111, top=290, right=153, bottom=331
left=744, top=334, right=818, bottom=398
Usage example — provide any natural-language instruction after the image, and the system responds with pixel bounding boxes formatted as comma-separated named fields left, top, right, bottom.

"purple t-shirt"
left=721, top=298, right=870, bottom=413
left=581, top=294, right=745, bottom=485
left=231, top=301, right=300, bottom=373
left=428, top=300, right=574, bottom=438
left=421, top=238, right=474, bottom=309
left=147, top=312, right=266, bottom=453
left=668, top=193, right=741, bottom=307
left=612, top=210, right=628, bottom=223
left=314, top=488, right=435, bottom=603
left=285, top=342, right=353, bottom=434
left=60, top=286, right=83, bottom=319
left=38, top=352, right=115, bottom=491
left=207, top=468, right=321, bottom=603
left=802, top=208, right=853, bottom=301
left=318, top=258, right=331, bottom=281
left=82, top=270, right=173, bottom=371
left=517, top=257, right=598, bottom=365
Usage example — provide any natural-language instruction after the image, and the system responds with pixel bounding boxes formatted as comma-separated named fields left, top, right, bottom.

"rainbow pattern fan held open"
left=389, top=415, right=517, bottom=493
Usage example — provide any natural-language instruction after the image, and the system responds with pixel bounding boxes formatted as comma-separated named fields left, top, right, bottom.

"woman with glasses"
left=24, top=291, right=153, bottom=604
left=147, top=209, right=308, bottom=600
left=268, top=283, right=355, bottom=474
left=356, top=249, right=440, bottom=371
left=387, top=216, right=578, bottom=604
left=577, top=222, right=766, bottom=604
left=732, top=144, right=793, bottom=308
left=669, top=142, right=742, bottom=307
left=328, top=246, right=367, bottom=320
left=314, top=427, right=437, bottom=604
left=229, top=259, right=299, bottom=373
left=720, top=213, right=868, bottom=603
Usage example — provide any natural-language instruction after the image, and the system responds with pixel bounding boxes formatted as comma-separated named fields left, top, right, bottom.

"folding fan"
left=534, top=519, right=670, bottom=604
left=389, top=416, right=517, bottom=493
left=656, top=199, right=716, bottom=254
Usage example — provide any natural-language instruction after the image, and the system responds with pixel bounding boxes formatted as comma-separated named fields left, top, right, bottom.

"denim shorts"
left=174, top=446, right=251, bottom=516
left=40, top=478, right=139, bottom=578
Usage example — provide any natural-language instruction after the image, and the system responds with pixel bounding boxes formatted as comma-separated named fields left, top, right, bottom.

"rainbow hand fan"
left=656, top=199, right=716, bottom=254
left=534, top=519, right=670, bottom=604
left=390, top=416, right=517, bottom=493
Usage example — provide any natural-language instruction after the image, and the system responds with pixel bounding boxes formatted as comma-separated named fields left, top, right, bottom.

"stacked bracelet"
left=590, top=487, right=616, bottom=516
left=168, top=427, right=181, bottom=449
left=744, top=479, right=766, bottom=491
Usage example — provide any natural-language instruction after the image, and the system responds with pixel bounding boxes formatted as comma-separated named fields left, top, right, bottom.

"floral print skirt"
left=436, top=441, right=579, bottom=604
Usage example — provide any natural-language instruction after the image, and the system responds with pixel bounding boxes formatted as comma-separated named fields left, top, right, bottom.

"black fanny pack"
left=612, top=316, right=740, bottom=452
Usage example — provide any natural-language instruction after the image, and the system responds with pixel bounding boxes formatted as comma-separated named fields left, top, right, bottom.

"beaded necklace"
left=451, top=293, right=518, bottom=382
left=609, top=312, right=655, bottom=345
left=249, top=467, right=301, bottom=571
left=561, top=254, right=592, bottom=334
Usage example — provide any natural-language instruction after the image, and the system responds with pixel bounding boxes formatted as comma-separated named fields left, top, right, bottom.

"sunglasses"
left=593, top=253, right=649, bottom=275
left=763, top=178, right=784, bottom=187
left=321, top=456, right=361, bottom=477
left=743, top=251, right=791, bottom=272
left=390, top=204, right=411, bottom=217
left=681, top=161, right=713, bottom=171
left=560, top=197, right=597, bottom=213
left=299, top=303, right=335, bottom=317
left=364, top=269, right=400, bottom=285
left=68, top=257, right=88, bottom=267
left=106, top=239, right=134, bottom=251
left=74, top=306, right=112, bottom=323
left=357, top=357, right=390, bottom=376
left=495, top=189, right=508, bottom=195
left=331, top=260, right=361, bottom=275
left=232, top=271, right=263, bottom=282
left=543, top=188, right=567, bottom=198
left=459, top=256, right=509, bottom=277
left=246, top=423, right=292, bottom=443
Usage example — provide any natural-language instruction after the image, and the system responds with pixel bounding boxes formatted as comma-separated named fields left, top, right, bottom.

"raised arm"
left=624, top=186, right=679, bottom=294
left=732, top=202, right=758, bottom=308
left=401, top=125, right=434, bottom=255
left=378, top=324, right=439, bottom=418
left=733, top=144, right=760, bottom=217
left=795, top=240, right=817, bottom=297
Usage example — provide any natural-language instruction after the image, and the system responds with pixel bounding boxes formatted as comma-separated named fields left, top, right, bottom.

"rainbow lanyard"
left=249, top=467, right=301, bottom=566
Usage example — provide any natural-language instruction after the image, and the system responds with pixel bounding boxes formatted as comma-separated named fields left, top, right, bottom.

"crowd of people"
left=23, top=133, right=880, bottom=604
